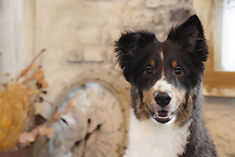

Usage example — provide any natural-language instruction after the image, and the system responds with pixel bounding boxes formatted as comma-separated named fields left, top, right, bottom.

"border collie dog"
left=115, top=15, right=217, bottom=157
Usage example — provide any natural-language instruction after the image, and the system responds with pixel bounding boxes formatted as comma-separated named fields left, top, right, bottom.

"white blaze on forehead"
left=160, top=50, right=164, bottom=60
left=156, top=50, right=173, bottom=93
left=160, top=50, right=164, bottom=77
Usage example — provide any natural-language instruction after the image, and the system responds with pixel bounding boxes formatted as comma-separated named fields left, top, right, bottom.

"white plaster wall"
left=34, top=0, right=192, bottom=117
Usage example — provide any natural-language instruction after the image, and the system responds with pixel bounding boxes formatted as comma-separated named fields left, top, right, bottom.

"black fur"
left=115, top=15, right=217, bottom=157
left=115, top=31, right=156, bottom=83
left=181, top=84, right=217, bottom=157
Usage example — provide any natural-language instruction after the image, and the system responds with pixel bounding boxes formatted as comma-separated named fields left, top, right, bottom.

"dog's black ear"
left=115, top=31, right=156, bottom=82
left=167, top=15, right=208, bottom=62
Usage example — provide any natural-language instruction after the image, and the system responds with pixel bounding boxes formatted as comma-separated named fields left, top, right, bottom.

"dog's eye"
left=175, top=66, right=183, bottom=75
left=144, top=66, right=153, bottom=75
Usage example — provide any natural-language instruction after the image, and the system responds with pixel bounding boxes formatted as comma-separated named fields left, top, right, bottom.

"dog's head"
left=115, top=15, right=208, bottom=126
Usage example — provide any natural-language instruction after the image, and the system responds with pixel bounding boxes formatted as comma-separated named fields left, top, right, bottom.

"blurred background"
left=0, top=0, right=235, bottom=156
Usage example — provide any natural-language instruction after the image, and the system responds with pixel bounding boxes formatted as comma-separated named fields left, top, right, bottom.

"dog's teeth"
left=155, top=113, right=173, bottom=119
left=153, top=112, right=174, bottom=123
left=153, top=114, right=157, bottom=119
left=157, top=115, right=169, bottom=119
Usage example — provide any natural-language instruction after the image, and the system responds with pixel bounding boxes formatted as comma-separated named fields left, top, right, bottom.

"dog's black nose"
left=154, top=92, right=171, bottom=108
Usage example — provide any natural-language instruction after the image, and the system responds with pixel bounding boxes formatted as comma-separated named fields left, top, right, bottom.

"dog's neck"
left=124, top=109, right=192, bottom=157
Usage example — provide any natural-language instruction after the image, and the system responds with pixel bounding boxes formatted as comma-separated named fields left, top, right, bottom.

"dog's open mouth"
left=153, top=110, right=174, bottom=124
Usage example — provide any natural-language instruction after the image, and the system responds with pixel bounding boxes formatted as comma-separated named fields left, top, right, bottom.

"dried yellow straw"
left=0, top=49, right=45, bottom=151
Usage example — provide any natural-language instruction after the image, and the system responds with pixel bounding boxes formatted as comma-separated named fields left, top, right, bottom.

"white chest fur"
left=124, top=110, right=191, bottom=157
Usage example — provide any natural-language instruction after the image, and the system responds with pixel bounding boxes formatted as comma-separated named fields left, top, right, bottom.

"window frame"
left=193, top=0, right=235, bottom=97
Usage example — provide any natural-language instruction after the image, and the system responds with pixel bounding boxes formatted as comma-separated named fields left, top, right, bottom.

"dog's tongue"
left=158, top=110, right=168, bottom=117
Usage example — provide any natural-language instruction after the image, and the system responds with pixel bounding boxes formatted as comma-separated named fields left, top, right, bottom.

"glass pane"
left=214, top=0, right=235, bottom=71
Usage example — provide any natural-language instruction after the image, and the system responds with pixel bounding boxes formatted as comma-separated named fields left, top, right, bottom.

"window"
left=214, top=0, right=235, bottom=72
left=193, top=0, right=235, bottom=97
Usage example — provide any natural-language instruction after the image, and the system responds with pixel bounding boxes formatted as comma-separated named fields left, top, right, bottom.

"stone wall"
left=33, top=0, right=235, bottom=156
